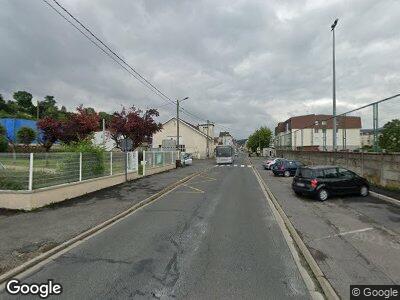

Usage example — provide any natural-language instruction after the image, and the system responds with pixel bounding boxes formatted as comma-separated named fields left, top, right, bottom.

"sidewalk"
left=0, top=160, right=213, bottom=275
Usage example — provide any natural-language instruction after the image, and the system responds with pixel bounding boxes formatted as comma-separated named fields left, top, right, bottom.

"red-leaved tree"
left=108, top=107, right=162, bottom=150
left=37, top=117, right=61, bottom=152
left=59, top=105, right=100, bottom=143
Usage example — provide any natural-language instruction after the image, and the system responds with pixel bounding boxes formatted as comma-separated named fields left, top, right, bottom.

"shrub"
left=61, top=139, right=106, bottom=179
left=0, top=124, right=6, bottom=136
left=17, top=127, right=37, bottom=146
left=0, top=135, right=8, bottom=152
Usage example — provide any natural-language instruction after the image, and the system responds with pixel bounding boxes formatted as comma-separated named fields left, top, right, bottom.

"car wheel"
left=360, top=185, right=369, bottom=197
left=317, top=188, right=329, bottom=201
left=284, top=170, right=290, bottom=177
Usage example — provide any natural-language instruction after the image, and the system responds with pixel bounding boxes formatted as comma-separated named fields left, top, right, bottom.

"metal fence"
left=274, top=94, right=400, bottom=153
left=143, top=150, right=179, bottom=169
left=0, top=151, right=143, bottom=191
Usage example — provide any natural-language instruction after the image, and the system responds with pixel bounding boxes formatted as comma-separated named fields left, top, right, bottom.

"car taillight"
left=311, top=179, right=318, bottom=188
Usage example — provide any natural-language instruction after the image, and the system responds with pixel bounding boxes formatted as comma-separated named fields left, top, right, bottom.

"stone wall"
left=276, top=150, right=400, bottom=189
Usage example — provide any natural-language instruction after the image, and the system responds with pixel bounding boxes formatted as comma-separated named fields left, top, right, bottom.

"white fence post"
left=110, top=152, right=113, bottom=175
left=142, top=150, right=146, bottom=176
left=79, top=152, right=82, bottom=182
left=135, top=151, right=139, bottom=173
left=28, top=153, right=34, bottom=191
left=152, top=151, right=155, bottom=167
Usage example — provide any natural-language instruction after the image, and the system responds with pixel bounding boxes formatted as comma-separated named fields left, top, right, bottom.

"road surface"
left=1, top=154, right=311, bottom=299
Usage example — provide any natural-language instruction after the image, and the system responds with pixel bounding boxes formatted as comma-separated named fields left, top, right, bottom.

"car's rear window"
left=296, top=168, right=313, bottom=178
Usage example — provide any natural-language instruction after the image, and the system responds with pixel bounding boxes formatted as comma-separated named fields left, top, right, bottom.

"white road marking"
left=247, top=165, right=252, bottom=167
left=312, top=227, right=374, bottom=242
left=241, top=165, right=244, bottom=167
left=234, top=164, right=238, bottom=167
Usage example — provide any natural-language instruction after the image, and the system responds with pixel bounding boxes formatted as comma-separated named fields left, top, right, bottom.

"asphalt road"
left=1, top=154, right=310, bottom=299
left=252, top=157, right=400, bottom=299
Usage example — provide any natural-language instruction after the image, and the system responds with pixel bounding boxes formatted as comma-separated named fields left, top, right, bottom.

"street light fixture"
left=331, top=18, right=339, bottom=152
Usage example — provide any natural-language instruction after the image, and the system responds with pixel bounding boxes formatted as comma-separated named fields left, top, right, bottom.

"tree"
left=0, top=94, right=7, bottom=111
left=247, top=126, right=272, bottom=153
left=0, top=124, right=6, bottom=136
left=379, top=119, right=400, bottom=152
left=0, top=135, right=7, bottom=152
left=17, top=127, right=37, bottom=146
left=0, top=124, right=7, bottom=152
left=58, top=105, right=100, bottom=143
left=13, top=91, right=34, bottom=113
left=37, top=117, right=61, bottom=152
left=108, top=106, right=162, bottom=150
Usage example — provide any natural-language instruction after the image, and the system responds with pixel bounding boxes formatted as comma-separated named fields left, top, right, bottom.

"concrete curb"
left=0, top=167, right=210, bottom=285
left=370, top=191, right=400, bottom=206
left=252, top=166, right=339, bottom=300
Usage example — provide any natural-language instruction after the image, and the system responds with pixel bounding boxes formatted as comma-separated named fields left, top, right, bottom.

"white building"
left=275, top=114, right=362, bottom=151
left=152, top=118, right=215, bottom=159
left=93, top=130, right=117, bottom=151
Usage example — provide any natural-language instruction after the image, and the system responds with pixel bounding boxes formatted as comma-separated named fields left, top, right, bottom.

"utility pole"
left=176, top=97, right=189, bottom=152
left=331, top=18, right=338, bottom=152
left=206, top=119, right=210, bottom=158
left=102, top=118, right=106, bottom=148
left=36, top=100, right=40, bottom=120
left=176, top=101, right=180, bottom=151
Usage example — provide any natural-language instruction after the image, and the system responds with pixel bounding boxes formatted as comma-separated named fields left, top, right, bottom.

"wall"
left=277, top=150, right=400, bottom=189
left=0, top=164, right=175, bottom=211
left=0, top=118, right=39, bottom=143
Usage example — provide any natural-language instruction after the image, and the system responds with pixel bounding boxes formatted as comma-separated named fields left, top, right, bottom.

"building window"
left=314, top=128, right=319, bottom=133
left=321, top=120, right=327, bottom=126
left=179, top=145, right=186, bottom=152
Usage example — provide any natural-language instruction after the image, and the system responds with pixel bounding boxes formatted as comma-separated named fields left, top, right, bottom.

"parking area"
left=252, top=157, right=400, bottom=299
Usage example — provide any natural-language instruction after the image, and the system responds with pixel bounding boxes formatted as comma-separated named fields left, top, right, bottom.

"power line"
left=42, top=0, right=176, bottom=106
left=41, top=0, right=238, bottom=135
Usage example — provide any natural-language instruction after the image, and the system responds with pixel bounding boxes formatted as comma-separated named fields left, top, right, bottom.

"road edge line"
left=252, top=166, right=339, bottom=300
left=370, top=191, right=400, bottom=206
left=0, top=167, right=211, bottom=285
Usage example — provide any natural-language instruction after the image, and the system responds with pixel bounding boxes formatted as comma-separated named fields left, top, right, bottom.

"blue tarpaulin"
left=0, top=118, right=38, bottom=143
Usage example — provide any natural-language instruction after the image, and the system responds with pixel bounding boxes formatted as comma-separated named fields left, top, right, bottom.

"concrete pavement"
left=1, top=155, right=311, bottom=299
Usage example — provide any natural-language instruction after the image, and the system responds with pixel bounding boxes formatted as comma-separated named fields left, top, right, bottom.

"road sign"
left=120, top=138, right=133, bottom=152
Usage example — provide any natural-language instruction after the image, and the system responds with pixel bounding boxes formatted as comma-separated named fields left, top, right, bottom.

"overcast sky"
left=0, top=0, right=399, bottom=138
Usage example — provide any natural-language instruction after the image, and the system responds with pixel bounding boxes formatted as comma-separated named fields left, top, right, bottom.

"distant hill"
left=236, top=139, right=247, bottom=146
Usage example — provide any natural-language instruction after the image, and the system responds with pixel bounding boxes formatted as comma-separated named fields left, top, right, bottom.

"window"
left=323, top=168, right=338, bottom=178
left=338, top=168, right=354, bottom=179
left=314, top=169, right=325, bottom=178
left=321, top=120, right=327, bottom=126
left=314, top=128, right=319, bottom=133
left=179, top=144, right=186, bottom=152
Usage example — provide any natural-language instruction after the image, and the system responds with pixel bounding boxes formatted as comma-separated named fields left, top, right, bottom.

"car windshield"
left=216, top=147, right=232, bottom=157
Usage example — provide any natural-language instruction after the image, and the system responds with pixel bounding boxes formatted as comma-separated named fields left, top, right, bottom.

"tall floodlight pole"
left=331, top=18, right=338, bottom=151
left=176, top=97, right=189, bottom=151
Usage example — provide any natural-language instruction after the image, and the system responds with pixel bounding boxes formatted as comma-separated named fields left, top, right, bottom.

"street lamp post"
left=176, top=97, right=189, bottom=152
left=331, top=18, right=338, bottom=152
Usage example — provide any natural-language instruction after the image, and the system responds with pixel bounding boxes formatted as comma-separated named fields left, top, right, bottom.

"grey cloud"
left=0, top=0, right=399, bottom=138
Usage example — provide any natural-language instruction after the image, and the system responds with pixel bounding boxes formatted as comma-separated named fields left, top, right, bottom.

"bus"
left=215, top=145, right=234, bottom=164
